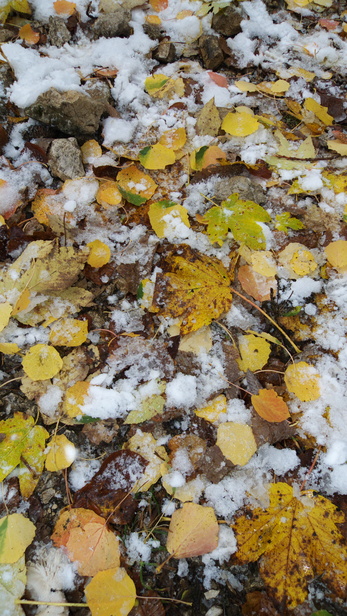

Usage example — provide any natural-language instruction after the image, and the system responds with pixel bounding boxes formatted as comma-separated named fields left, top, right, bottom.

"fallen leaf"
left=278, top=243, right=318, bottom=278
left=216, top=422, right=257, bottom=465
left=85, top=567, right=136, bottom=616
left=117, top=165, right=157, bottom=205
left=274, top=212, right=305, bottom=233
left=49, top=318, right=88, bottom=347
left=233, top=482, right=347, bottom=608
left=148, top=200, right=190, bottom=238
left=81, top=139, right=103, bottom=163
left=0, top=302, right=12, bottom=332
left=237, top=334, right=271, bottom=372
left=19, top=23, right=40, bottom=45
left=238, top=265, right=277, bottom=302
left=222, top=110, right=259, bottom=137
left=149, top=0, right=168, bottom=10
left=196, top=98, right=221, bottom=136
left=53, top=0, right=76, bottom=15
left=0, top=412, right=48, bottom=497
left=45, top=434, right=77, bottom=471
left=151, top=245, right=232, bottom=334
left=126, top=432, right=169, bottom=491
left=179, top=325, right=213, bottom=354
left=51, top=508, right=120, bottom=576
left=324, top=240, right=347, bottom=272
left=139, top=143, right=176, bottom=170
left=96, top=180, right=122, bottom=207
left=284, top=361, right=321, bottom=402
left=166, top=502, right=219, bottom=558
left=251, top=389, right=290, bottom=422
left=208, top=71, right=228, bottom=88
left=22, top=344, right=63, bottom=381
left=87, top=240, right=111, bottom=268
left=159, top=128, right=186, bottom=150
left=0, top=514, right=36, bottom=564
left=327, top=140, right=347, bottom=155
left=304, top=98, right=333, bottom=125
left=63, top=381, right=91, bottom=419
left=0, top=0, right=31, bottom=22
left=0, top=342, right=20, bottom=354
left=195, top=394, right=227, bottom=423
left=190, top=145, right=227, bottom=171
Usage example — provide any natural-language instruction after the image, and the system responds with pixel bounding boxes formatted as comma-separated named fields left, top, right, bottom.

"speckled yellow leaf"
left=85, top=567, right=136, bottom=616
left=304, top=98, right=333, bottom=125
left=148, top=200, right=190, bottom=238
left=217, top=422, right=257, bottom=465
left=166, top=503, right=219, bottom=558
left=237, top=334, right=271, bottom=372
left=325, top=240, right=347, bottom=272
left=195, top=98, right=221, bottom=137
left=278, top=243, right=318, bottom=278
left=222, top=111, right=259, bottom=137
left=0, top=302, right=12, bottom=333
left=96, top=180, right=122, bottom=207
left=284, top=361, right=320, bottom=402
left=22, top=344, right=63, bottom=381
left=0, top=514, right=35, bottom=564
left=87, top=240, right=111, bottom=268
left=49, top=318, right=88, bottom=347
left=233, top=482, right=347, bottom=608
left=159, top=128, right=186, bottom=150
left=63, top=381, right=90, bottom=418
left=0, top=343, right=20, bottom=354
left=139, top=143, right=175, bottom=170
left=195, top=394, right=227, bottom=423
left=46, top=434, right=77, bottom=471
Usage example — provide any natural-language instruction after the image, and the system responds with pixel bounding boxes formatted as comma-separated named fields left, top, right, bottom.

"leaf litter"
left=0, top=0, right=347, bottom=614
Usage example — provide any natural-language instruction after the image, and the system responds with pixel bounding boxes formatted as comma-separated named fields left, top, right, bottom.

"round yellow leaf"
left=222, top=111, right=259, bottom=137
left=117, top=165, right=157, bottom=205
left=195, top=394, right=227, bottom=423
left=49, top=318, right=88, bottom=347
left=63, top=381, right=90, bottom=418
left=159, top=128, right=187, bottom=150
left=148, top=201, right=190, bottom=238
left=217, top=422, right=257, bottom=466
left=139, top=143, right=176, bottom=170
left=22, top=344, right=63, bottom=381
left=325, top=240, right=347, bottom=272
left=96, top=180, right=122, bottom=208
left=87, top=240, right=111, bottom=268
left=237, top=334, right=271, bottom=372
left=0, top=513, right=36, bottom=564
left=85, top=567, right=136, bottom=616
left=0, top=342, right=20, bottom=355
left=284, top=361, right=321, bottom=402
left=81, top=139, right=102, bottom=163
left=278, top=243, right=318, bottom=278
left=46, top=434, right=77, bottom=471
left=0, top=302, right=12, bottom=333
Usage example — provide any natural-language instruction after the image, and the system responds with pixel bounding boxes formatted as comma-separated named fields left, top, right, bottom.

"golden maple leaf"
left=233, top=482, right=347, bottom=609
left=151, top=245, right=232, bottom=334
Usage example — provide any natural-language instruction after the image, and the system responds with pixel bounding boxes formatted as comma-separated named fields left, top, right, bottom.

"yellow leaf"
left=304, top=98, right=333, bottom=125
left=45, top=434, right=77, bottom=471
left=195, top=394, right=227, bottom=423
left=325, top=240, right=347, bottom=272
left=179, top=325, right=212, bottom=354
left=148, top=201, right=190, bottom=239
left=19, top=23, right=40, bottom=44
left=222, top=111, right=259, bottom=137
left=81, top=139, right=102, bottom=163
left=190, top=145, right=227, bottom=171
left=216, top=422, right=257, bottom=465
left=96, top=180, right=122, bottom=208
left=87, top=240, right=111, bottom=268
left=11, top=288, right=31, bottom=316
left=233, top=482, right=347, bottom=608
left=144, top=73, right=169, bottom=95
left=278, top=243, right=318, bottom=278
left=126, top=432, right=168, bottom=491
left=327, top=141, right=347, bottom=156
left=117, top=165, right=157, bottom=206
left=237, top=334, right=271, bottom=372
left=22, top=344, right=63, bottom=381
left=53, top=0, right=76, bottom=16
left=0, top=514, right=35, bottom=564
left=0, top=302, right=12, bottom=333
left=166, top=503, right=219, bottom=558
left=0, top=343, right=20, bottom=354
left=235, top=81, right=258, bottom=93
left=85, top=567, right=136, bottom=616
left=284, top=361, right=321, bottom=402
left=159, top=128, right=187, bottom=150
left=63, top=381, right=91, bottom=418
left=275, top=130, right=315, bottom=159
left=49, top=318, right=88, bottom=347
left=195, top=98, right=221, bottom=137
left=139, top=143, right=175, bottom=170
left=145, top=14, right=161, bottom=24
left=0, top=0, right=31, bottom=22
left=151, top=246, right=232, bottom=335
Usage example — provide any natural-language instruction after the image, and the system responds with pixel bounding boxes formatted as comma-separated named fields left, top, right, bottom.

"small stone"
left=48, top=16, right=71, bottom=47
left=143, top=22, right=162, bottom=41
left=213, top=176, right=266, bottom=204
left=91, top=10, right=133, bottom=38
left=26, top=87, right=109, bottom=136
left=212, top=6, right=243, bottom=38
left=199, top=35, right=224, bottom=70
left=153, top=40, right=176, bottom=64
left=0, top=28, right=14, bottom=43
left=48, top=138, right=85, bottom=181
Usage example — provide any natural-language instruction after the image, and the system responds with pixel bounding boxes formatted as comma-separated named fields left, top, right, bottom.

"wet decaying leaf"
left=72, top=450, right=148, bottom=524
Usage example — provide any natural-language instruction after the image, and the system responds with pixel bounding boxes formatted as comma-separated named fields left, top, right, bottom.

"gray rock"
left=153, top=40, right=176, bottom=64
left=199, top=35, right=224, bottom=70
left=212, top=6, right=242, bottom=38
left=91, top=10, right=132, bottom=38
left=143, top=22, right=161, bottom=41
left=48, top=138, right=85, bottom=181
left=213, top=176, right=266, bottom=204
left=48, top=16, right=71, bottom=47
left=25, top=86, right=109, bottom=136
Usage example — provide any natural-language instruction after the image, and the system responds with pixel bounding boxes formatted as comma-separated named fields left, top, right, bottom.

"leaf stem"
left=16, top=600, right=86, bottom=607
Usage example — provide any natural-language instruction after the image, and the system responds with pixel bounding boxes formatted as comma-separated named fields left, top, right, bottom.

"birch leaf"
left=284, top=362, right=321, bottom=402
left=45, top=434, right=77, bottom=471
left=222, top=110, right=259, bottom=137
left=22, top=344, right=63, bottom=381
left=237, top=334, right=271, bottom=372
left=139, top=144, right=176, bottom=170
left=251, top=389, right=290, bottom=422
left=166, top=503, right=219, bottom=558
left=87, top=240, right=111, bottom=268
left=0, top=515, right=35, bottom=564
left=216, top=422, right=257, bottom=465
left=117, top=165, right=157, bottom=205
left=85, top=567, right=136, bottom=616
left=148, top=200, right=190, bottom=239
left=325, top=240, right=347, bottom=272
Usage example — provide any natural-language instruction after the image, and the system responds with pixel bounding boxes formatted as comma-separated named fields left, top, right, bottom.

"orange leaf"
left=51, top=508, right=120, bottom=576
left=207, top=71, right=228, bottom=88
left=53, top=0, right=76, bottom=16
left=238, top=264, right=277, bottom=302
left=166, top=502, right=219, bottom=558
left=251, top=389, right=290, bottom=423
left=19, top=23, right=40, bottom=45
left=149, top=0, right=168, bottom=11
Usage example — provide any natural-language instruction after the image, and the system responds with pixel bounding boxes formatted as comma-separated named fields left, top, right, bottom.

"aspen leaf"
left=149, top=0, right=168, bottom=11
left=196, top=98, right=221, bottom=136
left=96, top=180, right=122, bottom=207
left=51, top=508, right=120, bottom=576
left=195, top=394, right=227, bottom=423
left=0, top=514, right=35, bottom=564
left=166, top=503, right=219, bottom=558
left=324, top=240, right=347, bottom=272
left=278, top=243, right=318, bottom=278
left=53, top=0, right=76, bottom=15
left=251, top=389, right=290, bottom=422
left=208, top=71, right=228, bottom=88
left=126, top=432, right=168, bottom=491
left=0, top=412, right=48, bottom=497
left=22, top=344, right=63, bottom=381
left=190, top=145, right=226, bottom=170
left=144, top=73, right=169, bottom=95
left=139, top=143, right=175, bottom=170
left=19, top=23, right=40, bottom=44
left=284, top=362, right=321, bottom=402
left=0, top=302, right=12, bottom=332
left=233, top=482, right=347, bottom=608
left=235, top=80, right=259, bottom=92
left=85, top=567, right=136, bottom=616
left=159, top=128, right=186, bottom=150
left=11, top=288, right=31, bottom=316
left=222, top=111, right=259, bottom=137
left=238, top=265, right=277, bottom=302
left=117, top=165, right=157, bottom=205
left=216, top=422, right=257, bottom=465
left=81, top=139, right=102, bottom=163
left=148, top=200, right=190, bottom=238
left=45, top=434, right=77, bottom=471
left=0, top=556, right=26, bottom=616
left=63, top=381, right=91, bottom=418
left=87, top=240, right=111, bottom=268
left=179, top=325, right=213, bottom=354
left=327, top=140, right=347, bottom=156
left=275, top=130, right=315, bottom=159
left=151, top=246, right=232, bottom=335
left=304, top=98, right=333, bottom=125
left=0, top=342, right=20, bottom=354
left=49, top=318, right=88, bottom=347
left=145, top=14, right=161, bottom=24
left=0, top=0, right=31, bottom=22
left=237, top=334, right=271, bottom=372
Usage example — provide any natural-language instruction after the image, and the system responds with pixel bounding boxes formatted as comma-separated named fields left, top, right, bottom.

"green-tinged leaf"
left=275, top=212, right=305, bottom=233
